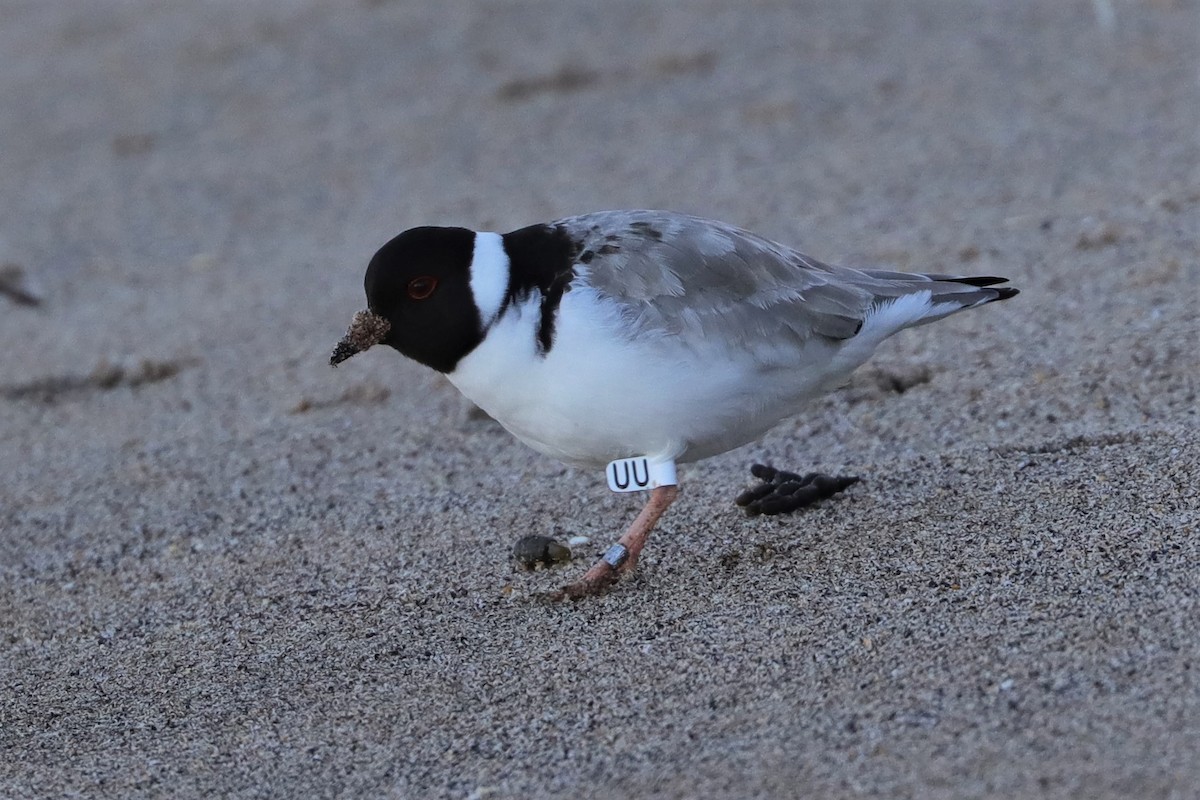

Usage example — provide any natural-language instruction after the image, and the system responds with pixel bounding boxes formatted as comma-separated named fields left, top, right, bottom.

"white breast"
left=445, top=286, right=865, bottom=469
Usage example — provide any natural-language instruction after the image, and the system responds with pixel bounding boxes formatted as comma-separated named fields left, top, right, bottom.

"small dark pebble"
left=512, top=535, right=572, bottom=570
left=0, top=263, right=42, bottom=306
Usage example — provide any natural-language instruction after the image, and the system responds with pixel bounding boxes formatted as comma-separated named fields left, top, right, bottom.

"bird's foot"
left=545, top=485, right=679, bottom=602
left=546, top=544, right=632, bottom=601
left=734, top=463, right=860, bottom=516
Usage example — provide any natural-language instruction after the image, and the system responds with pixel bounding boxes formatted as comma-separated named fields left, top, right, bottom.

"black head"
left=359, top=226, right=485, bottom=373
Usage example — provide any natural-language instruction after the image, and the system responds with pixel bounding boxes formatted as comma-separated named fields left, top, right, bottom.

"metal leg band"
left=602, top=544, right=629, bottom=569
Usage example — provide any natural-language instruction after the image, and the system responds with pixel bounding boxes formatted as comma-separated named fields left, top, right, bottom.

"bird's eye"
left=407, top=276, right=438, bottom=300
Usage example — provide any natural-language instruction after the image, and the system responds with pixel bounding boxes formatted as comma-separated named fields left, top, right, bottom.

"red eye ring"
left=407, top=276, right=438, bottom=300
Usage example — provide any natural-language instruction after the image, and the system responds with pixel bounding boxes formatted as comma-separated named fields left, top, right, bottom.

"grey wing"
left=554, top=211, right=874, bottom=347
left=554, top=210, right=1013, bottom=355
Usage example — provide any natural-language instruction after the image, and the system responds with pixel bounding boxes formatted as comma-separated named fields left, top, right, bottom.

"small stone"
left=1076, top=221, right=1122, bottom=250
left=289, top=398, right=314, bottom=414
left=512, top=535, right=572, bottom=570
left=0, top=263, right=42, bottom=306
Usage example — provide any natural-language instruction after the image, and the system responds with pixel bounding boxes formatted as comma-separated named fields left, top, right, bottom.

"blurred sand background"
left=1, top=1, right=1198, bottom=797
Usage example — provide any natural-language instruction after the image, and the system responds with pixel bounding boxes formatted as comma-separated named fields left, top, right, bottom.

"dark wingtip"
left=953, top=275, right=1011, bottom=288
left=949, top=275, right=1019, bottom=303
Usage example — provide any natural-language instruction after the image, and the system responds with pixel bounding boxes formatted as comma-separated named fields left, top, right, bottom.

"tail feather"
left=916, top=274, right=1012, bottom=288
left=858, top=274, right=1018, bottom=339
left=930, top=284, right=1019, bottom=309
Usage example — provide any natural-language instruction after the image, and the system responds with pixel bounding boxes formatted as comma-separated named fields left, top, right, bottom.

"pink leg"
left=552, top=485, right=679, bottom=600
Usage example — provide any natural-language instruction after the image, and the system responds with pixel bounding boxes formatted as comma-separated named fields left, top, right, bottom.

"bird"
left=330, top=210, right=1017, bottom=599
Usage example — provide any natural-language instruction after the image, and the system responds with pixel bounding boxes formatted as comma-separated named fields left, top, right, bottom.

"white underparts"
left=469, top=232, right=510, bottom=329
left=859, top=291, right=937, bottom=339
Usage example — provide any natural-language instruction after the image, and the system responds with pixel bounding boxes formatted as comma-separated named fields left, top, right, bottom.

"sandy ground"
left=2, top=1, right=1198, bottom=797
